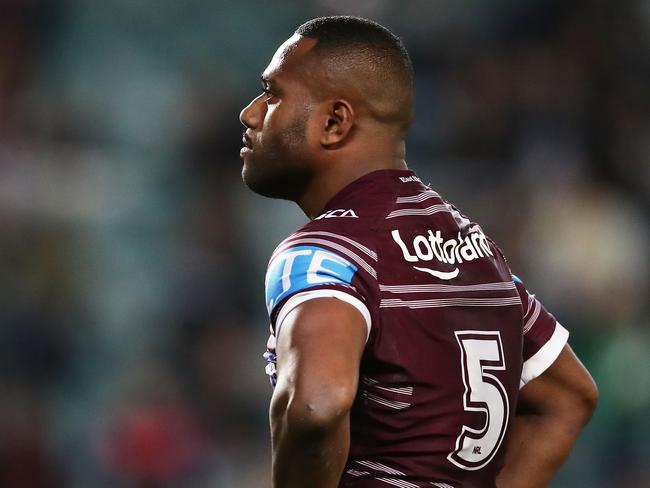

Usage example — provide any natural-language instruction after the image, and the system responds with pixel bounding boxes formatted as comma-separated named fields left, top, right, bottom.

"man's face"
left=239, top=34, right=319, bottom=200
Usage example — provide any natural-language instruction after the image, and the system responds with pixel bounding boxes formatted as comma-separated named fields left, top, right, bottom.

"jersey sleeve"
left=264, top=230, right=377, bottom=340
left=514, top=275, right=569, bottom=388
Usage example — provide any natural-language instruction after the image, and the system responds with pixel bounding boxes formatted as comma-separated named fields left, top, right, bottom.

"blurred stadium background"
left=0, top=0, right=648, bottom=486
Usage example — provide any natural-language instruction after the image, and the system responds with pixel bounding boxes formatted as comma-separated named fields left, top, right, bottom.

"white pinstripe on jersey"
left=386, top=204, right=450, bottom=219
left=289, top=230, right=377, bottom=260
left=379, top=281, right=516, bottom=294
left=380, top=296, right=522, bottom=309
left=271, top=237, right=377, bottom=279
left=396, top=190, right=441, bottom=204
left=376, top=478, right=420, bottom=488
left=523, top=296, right=542, bottom=335
left=362, top=391, right=411, bottom=410
left=355, top=460, right=405, bottom=476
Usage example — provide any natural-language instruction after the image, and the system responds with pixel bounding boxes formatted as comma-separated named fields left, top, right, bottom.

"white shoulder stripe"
left=523, top=298, right=542, bottom=335
left=290, top=230, right=377, bottom=260
left=396, top=189, right=441, bottom=204
left=386, top=204, right=450, bottom=219
left=271, top=237, right=377, bottom=280
left=525, top=293, right=535, bottom=313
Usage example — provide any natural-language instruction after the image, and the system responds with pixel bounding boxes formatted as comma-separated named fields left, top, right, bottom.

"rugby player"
left=239, top=16, right=598, bottom=488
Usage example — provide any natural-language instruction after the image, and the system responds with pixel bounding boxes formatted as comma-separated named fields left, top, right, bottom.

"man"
left=239, top=16, right=597, bottom=488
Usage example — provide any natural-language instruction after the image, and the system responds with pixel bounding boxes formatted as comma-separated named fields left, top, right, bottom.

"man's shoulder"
left=268, top=169, right=443, bottom=263
left=263, top=210, right=381, bottom=321
left=266, top=214, right=379, bottom=283
left=278, top=209, right=376, bottom=249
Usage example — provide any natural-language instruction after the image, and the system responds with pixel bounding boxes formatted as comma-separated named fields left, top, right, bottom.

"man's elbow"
left=557, top=371, right=599, bottom=427
left=577, top=374, right=599, bottom=423
left=275, top=385, right=356, bottom=433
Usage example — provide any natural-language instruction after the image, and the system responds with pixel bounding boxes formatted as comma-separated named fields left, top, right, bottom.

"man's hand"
left=496, top=344, right=598, bottom=488
left=270, top=297, right=368, bottom=488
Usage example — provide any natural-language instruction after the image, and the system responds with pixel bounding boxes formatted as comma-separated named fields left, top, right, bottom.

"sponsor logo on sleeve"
left=265, top=246, right=357, bottom=312
left=391, top=228, right=493, bottom=280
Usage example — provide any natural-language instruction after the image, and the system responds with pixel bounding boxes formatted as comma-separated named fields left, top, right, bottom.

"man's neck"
left=296, top=156, right=408, bottom=219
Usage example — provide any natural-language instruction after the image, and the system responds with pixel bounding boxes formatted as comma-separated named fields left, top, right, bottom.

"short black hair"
left=295, top=16, right=413, bottom=77
left=295, top=16, right=414, bottom=130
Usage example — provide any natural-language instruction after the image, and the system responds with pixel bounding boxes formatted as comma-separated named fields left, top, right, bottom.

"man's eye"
left=262, top=89, right=277, bottom=103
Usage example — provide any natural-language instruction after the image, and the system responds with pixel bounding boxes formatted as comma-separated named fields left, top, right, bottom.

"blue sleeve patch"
left=512, top=274, right=523, bottom=284
left=265, top=245, right=357, bottom=314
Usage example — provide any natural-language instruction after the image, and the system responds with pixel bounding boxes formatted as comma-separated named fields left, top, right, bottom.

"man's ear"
left=320, top=100, right=354, bottom=148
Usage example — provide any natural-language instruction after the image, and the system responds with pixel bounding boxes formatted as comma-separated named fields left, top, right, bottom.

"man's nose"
left=240, top=95, right=264, bottom=129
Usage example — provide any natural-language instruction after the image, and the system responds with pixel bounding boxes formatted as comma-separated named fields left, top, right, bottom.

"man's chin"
left=242, top=167, right=291, bottom=200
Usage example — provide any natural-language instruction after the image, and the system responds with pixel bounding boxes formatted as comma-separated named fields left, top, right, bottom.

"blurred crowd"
left=0, top=1, right=648, bottom=487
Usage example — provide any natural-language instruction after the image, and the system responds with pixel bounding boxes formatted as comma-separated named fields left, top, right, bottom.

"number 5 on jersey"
left=448, top=331, right=509, bottom=471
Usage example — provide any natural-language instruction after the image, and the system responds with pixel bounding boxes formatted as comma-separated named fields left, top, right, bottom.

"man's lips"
left=242, top=133, right=253, bottom=149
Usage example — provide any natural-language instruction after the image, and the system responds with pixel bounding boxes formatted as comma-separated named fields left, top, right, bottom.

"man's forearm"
left=270, top=385, right=351, bottom=488
left=271, top=407, right=350, bottom=488
left=496, top=412, right=585, bottom=488
left=497, top=346, right=598, bottom=487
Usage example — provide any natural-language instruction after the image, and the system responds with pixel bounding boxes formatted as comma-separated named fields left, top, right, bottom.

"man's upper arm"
left=517, top=344, right=598, bottom=418
left=512, top=275, right=597, bottom=420
left=263, top=230, right=377, bottom=388
left=514, top=275, right=570, bottom=388
left=273, top=297, right=368, bottom=420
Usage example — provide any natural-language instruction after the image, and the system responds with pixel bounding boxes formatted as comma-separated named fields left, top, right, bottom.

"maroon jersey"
left=263, top=170, right=568, bottom=488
